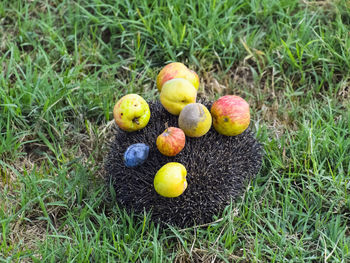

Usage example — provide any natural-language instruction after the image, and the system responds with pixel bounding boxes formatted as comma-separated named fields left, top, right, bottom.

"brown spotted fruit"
left=113, top=94, right=151, bottom=132
left=211, top=95, right=250, bottom=136
left=178, top=103, right=212, bottom=137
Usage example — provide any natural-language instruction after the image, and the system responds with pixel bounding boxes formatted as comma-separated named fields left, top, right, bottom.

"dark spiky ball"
left=105, top=100, right=262, bottom=228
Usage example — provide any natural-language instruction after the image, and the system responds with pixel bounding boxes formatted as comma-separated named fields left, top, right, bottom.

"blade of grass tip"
left=311, top=27, right=349, bottom=66
left=152, top=226, right=161, bottom=262
left=136, top=8, right=158, bottom=46
left=168, top=225, right=190, bottom=255
left=240, top=38, right=254, bottom=58
left=281, top=39, right=300, bottom=70
left=0, top=222, right=8, bottom=253
left=180, top=24, right=186, bottom=45
left=37, top=195, right=51, bottom=222
left=132, top=211, right=151, bottom=261
left=37, top=131, right=57, bottom=157
left=25, top=168, right=55, bottom=226
left=0, top=160, right=21, bottom=180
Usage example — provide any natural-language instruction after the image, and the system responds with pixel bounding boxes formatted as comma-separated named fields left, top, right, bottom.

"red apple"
left=156, top=127, right=186, bottom=156
left=156, top=62, right=199, bottom=92
left=211, top=95, right=250, bottom=136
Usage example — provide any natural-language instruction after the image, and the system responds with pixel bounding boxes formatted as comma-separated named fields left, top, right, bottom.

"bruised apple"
left=113, top=94, right=150, bottom=132
left=211, top=95, right=250, bottom=136
left=156, top=127, right=185, bottom=156
left=178, top=103, right=212, bottom=137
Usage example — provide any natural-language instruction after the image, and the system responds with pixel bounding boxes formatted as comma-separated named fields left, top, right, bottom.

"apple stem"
left=165, top=122, right=169, bottom=130
left=133, top=117, right=140, bottom=125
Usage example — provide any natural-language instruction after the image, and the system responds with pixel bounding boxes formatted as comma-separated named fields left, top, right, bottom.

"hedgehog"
left=104, top=100, right=263, bottom=228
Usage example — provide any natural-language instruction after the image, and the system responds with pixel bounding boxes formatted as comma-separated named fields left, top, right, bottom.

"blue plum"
left=124, top=143, right=150, bottom=167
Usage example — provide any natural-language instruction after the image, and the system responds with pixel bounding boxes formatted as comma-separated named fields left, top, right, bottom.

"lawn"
left=0, top=0, right=349, bottom=262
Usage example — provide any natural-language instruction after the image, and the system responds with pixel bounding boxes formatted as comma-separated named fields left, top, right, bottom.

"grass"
left=0, top=0, right=349, bottom=262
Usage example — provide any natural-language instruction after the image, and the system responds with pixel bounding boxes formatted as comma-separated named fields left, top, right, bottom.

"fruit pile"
left=113, top=62, right=252, bottom=199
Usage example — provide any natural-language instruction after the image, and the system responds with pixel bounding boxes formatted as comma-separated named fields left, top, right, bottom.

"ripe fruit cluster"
left=113, top=62, right=251, bottom=199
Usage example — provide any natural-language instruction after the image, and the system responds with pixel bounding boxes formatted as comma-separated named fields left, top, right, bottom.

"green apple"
left=154, top=162, right=188, bottom=198
left=160, top=78, right=197, bottom=115
left=113, top=94, right=151, bottom=132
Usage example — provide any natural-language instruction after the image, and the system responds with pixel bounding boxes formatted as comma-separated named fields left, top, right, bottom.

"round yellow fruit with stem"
left=154, top=162, right=188, bottom=198
left=178, top=103, right=212, bottom=137
left=113, top=94, right=151, bottom=132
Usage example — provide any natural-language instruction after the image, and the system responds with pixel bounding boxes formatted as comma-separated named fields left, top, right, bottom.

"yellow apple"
left=178, top=103, right=212, bottom=137
left=160, top=78, right=197, bottom=115
left=211, top=95, right=250, bottom=136
left=156, top=62, right=200, bottom=91
left=113, top=94, right=151, bottom=132
left=186, top=69, right=200, bottom=90
left=154, top=162, right=188, bottom=198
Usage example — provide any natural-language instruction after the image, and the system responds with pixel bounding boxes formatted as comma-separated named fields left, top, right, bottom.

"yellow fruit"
left=178, top=103, right=212, bottom=137
left=160, top=78, right=197, bottom=115
left=113, top=94, right=151, bottom=132
left=154, top=162, right=188, bottom=198
left=186, top=69, right=200, bottom=90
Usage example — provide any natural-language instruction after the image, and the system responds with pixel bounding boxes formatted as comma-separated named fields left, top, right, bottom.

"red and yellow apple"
left=160, top=78, right=197, bottom=115
left=113, top=94, right=151, bottom=132
left=154, top=162, right=188, bottom=198
left=156, top=127, right=185, bottom=156
left=211, top=95, right=250, bottom=136
left=156, top=62, right=199, bottom=92
left=178, top=103, right=212, bottom=137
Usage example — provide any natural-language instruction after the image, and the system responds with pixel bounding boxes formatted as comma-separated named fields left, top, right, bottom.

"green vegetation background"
left=0, top=0, right=349, bottom=262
